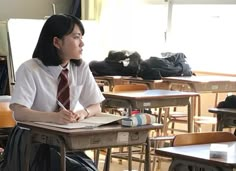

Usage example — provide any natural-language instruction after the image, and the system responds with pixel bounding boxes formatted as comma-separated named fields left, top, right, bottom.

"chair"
left=112, top=84, right=149, bottom=92
left=0, top=102, right=16, bottom=147
left=172, top=131, right=236, bottom=147
left=165, top=84, right=217, bottom=134
left=104, top=84, right=149, bottom=116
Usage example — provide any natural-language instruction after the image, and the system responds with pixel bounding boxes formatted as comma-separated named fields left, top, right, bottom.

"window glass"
left=168, top=4, right=236, bottom=73
left=98, top=1, right=167, bottom=60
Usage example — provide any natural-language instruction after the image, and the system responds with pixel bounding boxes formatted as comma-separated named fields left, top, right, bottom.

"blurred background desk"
left=102, top=89, right=198, bottom=133
left=94, top=76, right=132, bottom=92
left=162, top=76, right=236, bottom=132
left=162, top=76, right=236, bottom=93
left=125, top=77, right=169, bottom=90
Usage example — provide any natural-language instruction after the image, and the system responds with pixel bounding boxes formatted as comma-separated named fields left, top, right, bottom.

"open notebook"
left=35, top=113, right=123, bottom=129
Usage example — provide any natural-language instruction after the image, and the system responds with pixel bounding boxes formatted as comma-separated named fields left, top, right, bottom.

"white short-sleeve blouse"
left=10, top=58, right=105, bottom=112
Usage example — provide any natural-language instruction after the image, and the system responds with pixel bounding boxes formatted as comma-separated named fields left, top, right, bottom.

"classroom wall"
left=0, top=0, right=74, bottom=55
left=0, top=0, right=73, bottom=20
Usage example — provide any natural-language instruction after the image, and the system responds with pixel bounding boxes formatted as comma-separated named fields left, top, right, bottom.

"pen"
left=57, top=100, right=66, bottom=110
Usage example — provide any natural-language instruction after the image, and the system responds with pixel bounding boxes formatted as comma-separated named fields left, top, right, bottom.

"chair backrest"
left=172, top=131, right=236, bottom=147
left=0, top=102, right=16, bottom=128
left=112, top=84, right=148, bottom=93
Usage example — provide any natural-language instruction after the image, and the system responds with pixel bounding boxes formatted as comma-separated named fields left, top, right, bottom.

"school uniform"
left=7, top=58, right=105, bottom=171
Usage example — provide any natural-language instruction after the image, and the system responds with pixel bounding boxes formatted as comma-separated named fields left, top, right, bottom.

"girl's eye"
left=75, top=36, right=82, bottom=39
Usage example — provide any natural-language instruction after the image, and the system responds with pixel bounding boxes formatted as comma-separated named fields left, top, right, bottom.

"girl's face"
left=53, top=24, right=84, bottom=66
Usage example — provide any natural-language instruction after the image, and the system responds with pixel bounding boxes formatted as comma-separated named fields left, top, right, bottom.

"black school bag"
left=138, top=52, right=193, bottom=80
left=89, top=50, right=142, bottom=77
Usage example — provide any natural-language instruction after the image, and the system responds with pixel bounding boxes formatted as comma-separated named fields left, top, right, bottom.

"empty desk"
left=103, top=89, right=198, bottom=133
left=156, top=141, right=236, bottom=171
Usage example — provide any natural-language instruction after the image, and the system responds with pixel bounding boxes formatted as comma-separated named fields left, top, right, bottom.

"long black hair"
left=33, top=14, right=84, bottom=66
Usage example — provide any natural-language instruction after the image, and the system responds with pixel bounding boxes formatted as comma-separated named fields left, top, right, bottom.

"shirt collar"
left=36, top=59, right=71, bottom=79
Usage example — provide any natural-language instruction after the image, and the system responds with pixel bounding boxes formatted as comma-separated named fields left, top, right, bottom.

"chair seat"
left=0, top=102, right=16, bottom=128
left=194, top=116, right=217, bottom=124
left=169, top=112, right=187, bottom=119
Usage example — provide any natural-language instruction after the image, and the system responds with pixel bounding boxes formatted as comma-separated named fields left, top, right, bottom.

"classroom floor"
left=86, top=149, right=171, bottom=171
left=85, top=122, right=228, bottom=171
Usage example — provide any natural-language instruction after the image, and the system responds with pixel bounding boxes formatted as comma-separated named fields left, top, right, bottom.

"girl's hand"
left=72, top=109, right=89, bottom=122
left=55, top=108, right=76, bottom=124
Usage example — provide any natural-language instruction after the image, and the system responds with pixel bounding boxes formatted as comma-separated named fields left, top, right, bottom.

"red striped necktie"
left=57, top=69, right=70, bottom=110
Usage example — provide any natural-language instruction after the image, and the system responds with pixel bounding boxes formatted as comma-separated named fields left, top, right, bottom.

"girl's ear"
left=53, top=37, right=61, bottom=49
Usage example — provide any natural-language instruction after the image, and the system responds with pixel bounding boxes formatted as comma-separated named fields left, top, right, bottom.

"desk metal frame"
left=18, top=122, right=162, bottom=171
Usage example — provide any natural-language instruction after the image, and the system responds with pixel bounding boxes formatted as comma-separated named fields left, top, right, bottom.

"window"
left=85, top=0, right=236, bottom=74
left=168, top=2, right=236, bottom=73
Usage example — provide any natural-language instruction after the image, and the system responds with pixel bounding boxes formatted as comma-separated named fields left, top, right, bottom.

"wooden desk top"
left=103, top=89, right=198, bottom=100
left=162, top=76, right=236, bottom=93
left=156, top=141, right=236, bottom=168
left=162, top=76, right=236, bottom=83
left=18, top=122, right=161, bottom=136
left=95, top=76, right=134, bottom=80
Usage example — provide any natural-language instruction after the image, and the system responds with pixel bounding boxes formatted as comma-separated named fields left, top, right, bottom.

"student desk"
left=209, top=107, right=236, bottom=131
left=156, top=141, right=236, bottom=171
left=18, top=122, right=162, bottom=171
left=94, top=76, right=132, bottom=92
left=162, top=76, right=236, bottom=130
left=125, top=77, right=169, bottom=90
left=162, top=76, right=236, bottom=93
left=102, top=89, right=198, bottom=133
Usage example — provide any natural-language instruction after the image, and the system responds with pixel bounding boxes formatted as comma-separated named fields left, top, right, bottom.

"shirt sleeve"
left=79, top=63, right=105, bottom=107
left=10, top=63, right=36, bottom=108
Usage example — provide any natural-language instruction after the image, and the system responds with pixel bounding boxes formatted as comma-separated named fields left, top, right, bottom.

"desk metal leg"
left=128, top=104, right=133, bottom=171
left=216, top=114, right=223, bottom=131
left=94, top=149, right=100, bottom=167
left=145, top=137, right=150, bottom=171
left=188, top=95, right=197, bottom=133
left=128, top=146, right=132, bottom=171
left=104, top=148, right=111, bottom=171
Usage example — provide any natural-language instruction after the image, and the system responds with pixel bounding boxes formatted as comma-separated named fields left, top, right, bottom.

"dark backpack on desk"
left=217, top=95, right=236, bottom=109
left=89, top=50, right=142, bottom=77
left=138, top=52, right=193, bottom=80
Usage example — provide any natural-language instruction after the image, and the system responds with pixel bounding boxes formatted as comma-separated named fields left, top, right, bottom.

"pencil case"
left=121, top=113, right=156, bottom=127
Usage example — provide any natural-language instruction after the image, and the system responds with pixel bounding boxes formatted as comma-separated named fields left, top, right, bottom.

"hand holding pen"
left=57, top=100, right=78, bottom=123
